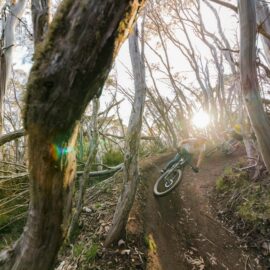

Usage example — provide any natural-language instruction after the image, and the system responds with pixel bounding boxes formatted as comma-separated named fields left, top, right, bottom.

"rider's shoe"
left=160, top=169, right=165, bottom=174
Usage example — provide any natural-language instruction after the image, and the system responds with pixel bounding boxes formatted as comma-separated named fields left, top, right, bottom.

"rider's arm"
left=196, top=148, right=204, bottom=168
left=180, top=138, right=196, bottom=145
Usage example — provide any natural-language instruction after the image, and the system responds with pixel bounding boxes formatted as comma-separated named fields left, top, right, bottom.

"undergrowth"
left=215, top=166, right=270, bottom=265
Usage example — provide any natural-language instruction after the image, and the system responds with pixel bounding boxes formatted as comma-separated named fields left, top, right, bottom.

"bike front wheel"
left=153, top=169, right=183, bottom=196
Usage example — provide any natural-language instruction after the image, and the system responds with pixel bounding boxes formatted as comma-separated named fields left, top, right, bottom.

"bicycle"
left=205, top=138, right=240, bottom=157
left=153, top=156, right=197, bottom=197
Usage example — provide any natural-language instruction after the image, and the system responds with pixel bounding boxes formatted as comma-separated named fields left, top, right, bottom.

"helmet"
left=234, top=124, right=241, bottom=134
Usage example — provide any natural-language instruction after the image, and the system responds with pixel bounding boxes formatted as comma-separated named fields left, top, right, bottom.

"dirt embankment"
left=142, top=152, right=265, bottom=270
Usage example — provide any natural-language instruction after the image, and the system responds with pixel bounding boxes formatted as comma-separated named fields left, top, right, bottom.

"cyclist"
left=161, top=136, right=207, bottom=174
left=229, top=124, right=244, bottom=142
left=222, top=124, right=244, bottom=153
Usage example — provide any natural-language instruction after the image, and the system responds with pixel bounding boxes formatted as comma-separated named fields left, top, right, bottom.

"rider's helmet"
left=233, top=124, right=242, bottom=134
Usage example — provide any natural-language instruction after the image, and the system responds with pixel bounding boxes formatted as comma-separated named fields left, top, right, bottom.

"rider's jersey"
left=181, top=138, right=206, bottom=154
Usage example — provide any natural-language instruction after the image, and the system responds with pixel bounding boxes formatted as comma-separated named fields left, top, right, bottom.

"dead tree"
left=105, top=22, right=147, bottom=246
left=239, top=0, right=270, bottom=172
left=0, top=1, right=144, bottom=269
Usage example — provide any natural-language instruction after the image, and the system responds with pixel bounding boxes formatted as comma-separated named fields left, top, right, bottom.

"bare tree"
left=105, top=22, right=147, bottom=246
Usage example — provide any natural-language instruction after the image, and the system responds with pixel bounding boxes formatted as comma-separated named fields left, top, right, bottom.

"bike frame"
left=163, top=156, right=195, bottom=176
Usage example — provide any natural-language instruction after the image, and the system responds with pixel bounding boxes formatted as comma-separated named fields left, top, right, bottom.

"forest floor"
left=56, top=151, right=268, bottom=270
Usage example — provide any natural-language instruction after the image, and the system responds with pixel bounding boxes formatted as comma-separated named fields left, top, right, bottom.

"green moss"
left=237, top=189, right=270, bottom=222
left=223, top=166, right=233, bottom=175
left=85, top=243, right=99, bottom=263
left=73, top=243, right=84, bottom=257
left=216, top=176, right=227, bottom=192
left=94, top=202, right=102, bottom=209
left=216, top=166, right=270, bottom=235
left=144, top=233, right=157, bottom=253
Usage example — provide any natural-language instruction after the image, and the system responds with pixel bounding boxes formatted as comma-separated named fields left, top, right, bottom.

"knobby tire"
left=153, top=169, right=183, bottom=197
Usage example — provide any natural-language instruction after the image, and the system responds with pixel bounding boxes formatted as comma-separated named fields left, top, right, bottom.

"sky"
left=104, top=1, right=239, bottom=125
left=11, top=1, right=239, bottom=127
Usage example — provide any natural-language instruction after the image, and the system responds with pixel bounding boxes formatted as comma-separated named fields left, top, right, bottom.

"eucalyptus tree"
left=256, top=1, right=270, bottom=67
left=0, top=0, right=27, bottom=134
left=0, top=0, right=145, bottom=269
left=239, top=0, right=270, bottom=171
left=105, top=21, right=147, bottom=246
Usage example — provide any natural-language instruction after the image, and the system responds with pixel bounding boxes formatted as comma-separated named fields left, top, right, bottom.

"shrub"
left=103, top=149, right=123, bottom=166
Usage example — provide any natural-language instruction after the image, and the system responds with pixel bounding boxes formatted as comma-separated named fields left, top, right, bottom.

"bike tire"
left=153, top=169, right=183, bottom=197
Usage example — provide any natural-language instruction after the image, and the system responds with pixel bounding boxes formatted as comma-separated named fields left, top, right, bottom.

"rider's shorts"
left=179, top=148, right=193, bottom=163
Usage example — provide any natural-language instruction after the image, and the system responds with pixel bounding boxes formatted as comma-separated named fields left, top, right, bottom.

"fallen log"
left=77, top=163, right=123, bottom=177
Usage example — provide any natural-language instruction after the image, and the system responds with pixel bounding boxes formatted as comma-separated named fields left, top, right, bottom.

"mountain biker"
left=229, top=124, right=244, bottom=142
left=221, top=124, right=244, bottom=153
left=161, top=136, right=207, bottom=174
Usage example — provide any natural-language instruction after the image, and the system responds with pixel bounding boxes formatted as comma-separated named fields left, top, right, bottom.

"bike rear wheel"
left=153, top=169, right=183, bottom=196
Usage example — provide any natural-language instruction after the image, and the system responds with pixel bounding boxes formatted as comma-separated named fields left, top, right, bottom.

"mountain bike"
left=153, top=157, right=196, bottom=197
left=205, top=138, right=240, bottom=157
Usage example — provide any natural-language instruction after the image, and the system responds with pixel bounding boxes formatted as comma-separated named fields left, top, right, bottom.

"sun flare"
left=192, top=111, right=210, bottom=129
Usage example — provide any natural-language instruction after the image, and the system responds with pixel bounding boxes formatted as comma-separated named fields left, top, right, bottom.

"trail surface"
left=143, top=152, right=263, bottom=270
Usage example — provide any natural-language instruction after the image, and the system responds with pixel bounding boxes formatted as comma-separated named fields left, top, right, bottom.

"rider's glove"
left=193, top=167, right=199, bottom=173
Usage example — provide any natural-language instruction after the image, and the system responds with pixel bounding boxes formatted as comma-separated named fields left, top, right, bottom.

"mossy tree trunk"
left=239, top=0, right=270, bottom=172
left=105, top=22, right=147, bottom=246
left=0, top=1, right=145, bottom=269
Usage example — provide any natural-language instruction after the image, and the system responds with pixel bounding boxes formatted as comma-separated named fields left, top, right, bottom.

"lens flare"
left=50, top=144, right=73, bottom=161
left=192, top=111, right=210, bottom=129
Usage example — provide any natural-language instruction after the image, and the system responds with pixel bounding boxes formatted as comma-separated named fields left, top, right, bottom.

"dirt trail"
left=143, top=153, right=263, bottom=270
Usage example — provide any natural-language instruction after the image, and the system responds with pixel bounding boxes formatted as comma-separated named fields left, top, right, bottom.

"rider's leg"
left=162, top=153, right=181, bottom=172
left=180, top=148, right=193, bottom=167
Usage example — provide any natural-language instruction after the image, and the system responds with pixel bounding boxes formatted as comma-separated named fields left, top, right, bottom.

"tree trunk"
left=0, top=0, right=27, bottom=134
left=105, top=22, right=147, bottom=246
left=256, top=1, right=270, bottom=67
left=0, top=1, right=144, bottom=269
left=31, top=0, right=50, bottom=45
left=239, top=0, right=270, bottom=172
left=67, top=97, right=100, bottom=242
